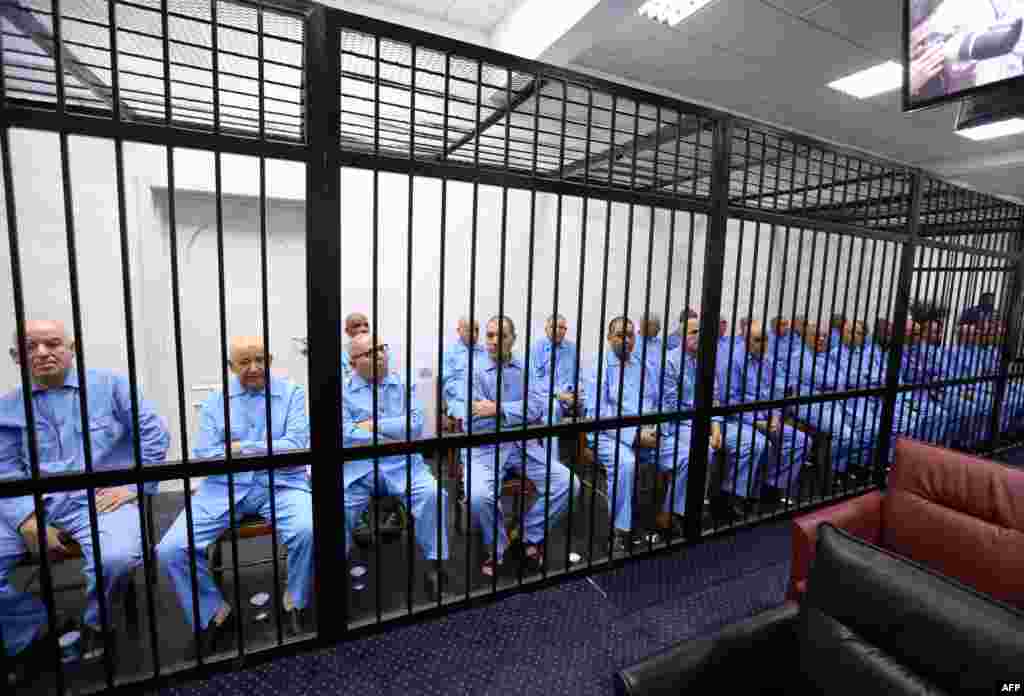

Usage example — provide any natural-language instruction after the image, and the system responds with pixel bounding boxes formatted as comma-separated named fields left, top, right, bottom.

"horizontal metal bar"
left=337, top=148, right=713, bottom=212
left=0, top=104, right=308, bottom=158
left=728, top=204, right=909, bottom=245
left=913, top=264, right=1016, bottom=273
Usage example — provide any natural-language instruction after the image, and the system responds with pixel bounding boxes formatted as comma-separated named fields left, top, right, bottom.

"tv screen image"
left=906, top=0, right=1024, bottom=111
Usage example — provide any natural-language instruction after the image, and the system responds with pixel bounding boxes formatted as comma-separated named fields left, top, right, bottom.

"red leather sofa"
left=788, top=437, right=1024, bottom=607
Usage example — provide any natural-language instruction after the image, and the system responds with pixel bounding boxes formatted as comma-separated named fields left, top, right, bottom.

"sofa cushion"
left=806, top=525, right=1024, bottom=695
left=883, top=438, right=1024, bottom=607
left=799, top=607, right=950, bottom=696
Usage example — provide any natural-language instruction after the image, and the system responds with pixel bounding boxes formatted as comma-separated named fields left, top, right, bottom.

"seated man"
left=767, top=316, right=797, bottom=367
left=674, top=318, right=769, bottom=522
left=340, top=333, right=448, bottom=595
left=773, top=321, right=876, bottom=482
left=529, top=313, right=582, bottom=417
left=340, top=312, right=369, bottom=383
left=0, top=320, right=170, bottom=661
left=441, top=316, right=485, bottom=429
left=586, top=316, right=682, bottom=550
left=828, top=314, right=846, bottom=351
left=457, top=317, right=577, bottom=576
left=157, top=336, right=313, bottom=651
left=717, top=320, right=808, bottom=504
left=665, top=307, right=697, bottom=352
left=830, top=319, right=938, bottom=464
left=637, top=312, right=666, bottom=379
left=901, top=319, right=972, bottom=447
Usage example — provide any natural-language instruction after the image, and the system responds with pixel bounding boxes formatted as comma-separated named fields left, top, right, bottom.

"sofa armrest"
left=614, top=601, right=799, bottom=696
left=787, top=491, right=883, bottom=602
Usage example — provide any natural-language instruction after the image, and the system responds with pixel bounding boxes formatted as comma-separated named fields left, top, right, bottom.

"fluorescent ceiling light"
left=637, top=0, right=716, bottom=27
left=956, top=118, right=1024, bottom=141
left=827, top=61, right=903, bottom=99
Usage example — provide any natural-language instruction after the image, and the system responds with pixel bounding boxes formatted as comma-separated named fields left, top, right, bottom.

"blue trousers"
left=791, top=400, right=875, bottom=474
left=594, top=427, right=691, bottom=532
left=711, top=421, right=770, bottom=500
left=343, top=458, right=448, bottom=562
left=156, top=481, right=314, bottom=631
left=466, top=440, right=577, bottom=562
left=740, top=416, right=809, bottom=499
left=0, top=492, right=142, bottom=654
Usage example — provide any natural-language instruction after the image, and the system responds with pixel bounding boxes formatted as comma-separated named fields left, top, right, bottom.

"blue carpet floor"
left=159, top=519, right=793, bottom=696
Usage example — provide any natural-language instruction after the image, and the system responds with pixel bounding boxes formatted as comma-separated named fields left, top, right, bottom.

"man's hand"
left=710, top=423, right=723, bottom=451
left=355, top=419, right=375, bottom=432
left=637, top=427, right=658, bottom=449
left=231, top=440, right=242, bottom=453
left=910, top=42, right=944, bottom=95
left=471, top=400, right=497, bottom=418
left=95, top=486, right=137, bottom=514
left=769, top=414, right=782, bottom=433
left=962, top=388, right=975, bottom=402
left=557, top=391, right=577, bottom=405
left=753, top=420, right=770, bottom=435
left=19, top=516, right=67, bottom=558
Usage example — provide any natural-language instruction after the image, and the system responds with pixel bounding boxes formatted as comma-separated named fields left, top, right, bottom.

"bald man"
left=0, top=320, right=170, bottom=663
left=341, top=332, right=448, bottom=594
left=636, top=312, right=667, bottom=379
left=900, top=319, right=973, bottom=447
left=441, top=316, right=486, bottom=427
left=340, top=312, right=370, bottom=383
left=157, top=336, right=313, bottom=653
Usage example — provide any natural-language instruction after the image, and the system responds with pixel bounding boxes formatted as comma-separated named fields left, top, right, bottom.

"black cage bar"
left=1, top=1, right=1023, bottom=693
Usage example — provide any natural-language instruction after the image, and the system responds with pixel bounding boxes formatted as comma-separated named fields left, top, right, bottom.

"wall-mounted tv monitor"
left=904, top=0, right=1024, bottom=112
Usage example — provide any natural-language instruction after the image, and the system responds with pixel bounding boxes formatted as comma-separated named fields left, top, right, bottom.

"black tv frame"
left=902, top=0, right=1024, bottom=113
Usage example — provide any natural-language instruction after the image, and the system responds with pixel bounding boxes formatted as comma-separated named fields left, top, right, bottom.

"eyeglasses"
left=351, top=343, right=388, bottom=361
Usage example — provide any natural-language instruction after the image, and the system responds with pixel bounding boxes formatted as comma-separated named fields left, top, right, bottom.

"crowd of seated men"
left=3, top=295, right=1020, bottom=677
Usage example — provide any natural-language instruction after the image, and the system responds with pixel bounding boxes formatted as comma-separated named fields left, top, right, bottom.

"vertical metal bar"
left=666, top=211, right=696, bottom=526
left=304, top=6, right=344, bottom=639
left=107, top=0, right=123, bottom=121
left=686, top=117, right=732, bottom=540
left=404, top=44, right=416, bottom=616
left=517, top=184, right=538, bottom=588
left=210, top=0, right=220, bottom=134
left=878, top=170, right=922, bottom=488
left=164, top=144, right=204, bottom=663
left=52, top=0, right=66, bottom=115
left=433, top=52, right=450, bottom=611
left=161, top=0, right=172, bottom=125
left=591, top=196, right=613, bottom=564
left=58, top=132, right=116, bottom=688
left=257, top=3, right=265, bottom=141
left=1, top=126, right=66, bottom=696
left=369, top=36, right=383, bottom=625
left=212, top=148, right=245, bottom=656
left=491, top=160, right=509, bottom=597
left=257, top=153, right=284, bottom=644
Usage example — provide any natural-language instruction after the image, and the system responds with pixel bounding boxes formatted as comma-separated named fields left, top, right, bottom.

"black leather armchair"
left=615, top=524, right=1024, bottom=695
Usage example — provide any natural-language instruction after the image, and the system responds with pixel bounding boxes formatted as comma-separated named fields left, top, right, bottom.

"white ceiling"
left=352, top=0, right=1024, bottom=202
left=371, top=0, right=523, bottom=30
left=566, top=0, right=1024, bottom=201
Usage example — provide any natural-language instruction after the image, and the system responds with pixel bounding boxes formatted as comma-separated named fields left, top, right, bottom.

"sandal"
left=523, top=544, right=544, bottom=572
left=481, top=555, right=499, bottom=578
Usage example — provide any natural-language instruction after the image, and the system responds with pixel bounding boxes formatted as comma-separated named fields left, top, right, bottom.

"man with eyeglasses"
left=157, top=335, right=313, bottom=654
left=340, top=334, right=449, bottom=597
left=456, top=316, right=578, bottom=578
left=0, top=320, right=170, bottom=667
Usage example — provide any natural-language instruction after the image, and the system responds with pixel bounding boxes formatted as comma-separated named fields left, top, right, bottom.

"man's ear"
left=266, top=354, right=274, bottom=368
left=9, top=347, right=19, bottom=365
left=67, top=340, right=76, bottom=354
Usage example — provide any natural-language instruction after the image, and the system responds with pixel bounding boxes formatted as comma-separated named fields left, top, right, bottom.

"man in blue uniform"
left=901, top=319, right=971, bottom=447
left=677, top=317, right=770, bottom=522
left=529, top=313, right=582, bottom=417
left=586, top=316, right=692, bottom=550
left=157, top=335, right=313, bottom=651
left=717, top=319, right=808, bottom=504
left=441, top=317, right=485, bottom=429
left=1, top=320, right=170, bottom=662
left=457, top=317, right=577, bottom=576
left=773, top=321, right=876, bottom=482
left=665, top=308, right=697, bottom=352
left=340, top=332, right=449, bottom=594
left=340, top=312, right=369, bottom=383
left=959, top=291, right=996, bottom=326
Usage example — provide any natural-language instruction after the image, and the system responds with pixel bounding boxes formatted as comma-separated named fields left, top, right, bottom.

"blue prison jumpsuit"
left=341, top=373, right=448, bottom=562
left=0, top=369, right=169, bottom=655
left=156, top=376, right=313, bottom=631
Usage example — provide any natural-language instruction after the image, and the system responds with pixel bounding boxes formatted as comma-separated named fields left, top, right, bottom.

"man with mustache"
left=0, top=320, right=170, bottom=664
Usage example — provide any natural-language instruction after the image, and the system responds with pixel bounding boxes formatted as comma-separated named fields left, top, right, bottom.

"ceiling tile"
left=804, top=0, right=901, bottom=57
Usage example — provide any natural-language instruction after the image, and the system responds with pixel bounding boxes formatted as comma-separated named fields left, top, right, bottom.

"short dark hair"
left=546, top=313, right=566, bottom=324
left=608, top=316, right=633, bottom=335
left=487, top=315, right=516, bottom=337
left=981, top=291, right=996, bottom=300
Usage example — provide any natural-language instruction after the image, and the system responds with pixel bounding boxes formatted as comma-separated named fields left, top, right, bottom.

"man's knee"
left=102, top=541, right=142, bottom=579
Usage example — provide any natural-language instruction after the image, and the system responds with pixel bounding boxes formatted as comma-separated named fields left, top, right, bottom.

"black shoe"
left=610, top=529, right=633, bottom=554
left=760, top=485, right=783, bottom=506
left=424, top=568, right=448, bottom=599
left=709, top=494, right=743, bottom=523
left=80, top=624, right=115, bottom=663
left=5, top=630, right=52, bottom=687
left=199, top=612, right=236, bottom=657
left=380, top=511, right=403, bottom=539
left=285, top=607, right=308, bottom=637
